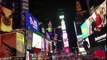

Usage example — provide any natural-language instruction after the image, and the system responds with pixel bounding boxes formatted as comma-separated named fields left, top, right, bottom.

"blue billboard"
left=26, top=12, right=39, bottom=32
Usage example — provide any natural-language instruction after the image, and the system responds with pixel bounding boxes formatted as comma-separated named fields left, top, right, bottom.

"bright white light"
left=61, top=20, right=66, bottom=30
left=63, top=33, right=67, bottom=39
left=32, top=33, right=42, bottom=49
left=85, top=38, right=91, bottom=48
left=59, top=15, right=64, bottom=19
left=79, top=47, right=85, bottom=52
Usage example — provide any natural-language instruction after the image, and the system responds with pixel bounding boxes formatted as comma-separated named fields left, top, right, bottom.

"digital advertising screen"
left=81, top=0, right=106, bottom=39
left=81, top=22, right=90, bottom=38
left=88, top=0, right=106, bottom=33
left=26, top=12, right=40, bottom=32
left=81, top=1, right=106, bottom=47
left=32, top=33, right=42, bottom=49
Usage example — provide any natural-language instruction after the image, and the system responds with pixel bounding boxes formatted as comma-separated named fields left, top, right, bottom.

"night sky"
left=29, top=0, right=77, bottom=51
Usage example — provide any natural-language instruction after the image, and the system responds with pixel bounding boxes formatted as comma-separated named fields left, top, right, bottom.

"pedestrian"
left=82, top=40, right=89, bottom=54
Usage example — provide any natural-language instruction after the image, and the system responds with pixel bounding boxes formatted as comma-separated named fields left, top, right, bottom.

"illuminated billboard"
left=81, top=1, right=106, bottom=39
left=0, top=6, right=13, bottom=32
left=81, top=1, right=106, bottom=47
left=91, top=1, right=106, bottom=32
left=81, top=22, right=90, bottom=38
left=26, top=12, right=39, bottom=32
left=32, top=33, right=42, bottom=49
left=16, top=32, right=25, bottom=57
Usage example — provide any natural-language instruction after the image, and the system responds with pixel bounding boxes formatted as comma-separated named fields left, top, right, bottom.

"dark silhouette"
left=83, top=40, right=89, bottom=54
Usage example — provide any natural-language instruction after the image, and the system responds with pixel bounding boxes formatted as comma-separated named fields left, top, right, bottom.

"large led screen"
left=91, top=1, right=106, bottom=32
left=81, top=1, right=106, bottom=47
left=81, top=1, right=106, bottom=39
left=32, top=33, right=42, bottom=49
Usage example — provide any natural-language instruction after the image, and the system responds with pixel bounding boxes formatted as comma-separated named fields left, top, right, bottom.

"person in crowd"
left=83, top=40, right=89, bottom=54
left=100, top=7, right=106, bottom=27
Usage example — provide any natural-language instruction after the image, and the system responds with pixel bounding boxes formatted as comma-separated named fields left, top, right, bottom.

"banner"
left=0, top=6, right=13, bottom=32
left=26, top=12, right=39, bottom=32
left=81, top=1, right=106, bottom=39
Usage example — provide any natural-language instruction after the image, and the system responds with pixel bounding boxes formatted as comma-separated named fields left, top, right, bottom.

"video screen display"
left=81, top=1, right=106, bottom=47
left=91, top=1, right=106, bottom=32
left=81, top=1, right=106, bottom=39
left=81, top=22, right=90, bottom=38
left=32, top=33, right=42, bottom=49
